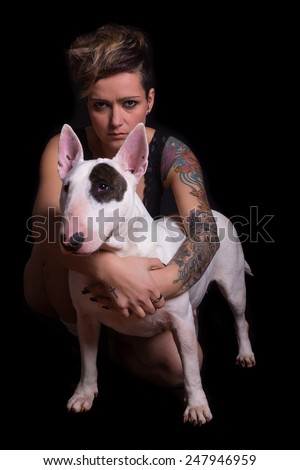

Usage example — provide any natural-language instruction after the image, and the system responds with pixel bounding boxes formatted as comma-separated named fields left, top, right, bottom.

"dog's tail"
left=245, top=260, right=254, bottom=276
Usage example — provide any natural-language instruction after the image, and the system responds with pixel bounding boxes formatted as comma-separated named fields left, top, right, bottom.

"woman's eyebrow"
left=89, top=95, right=141, bottom=101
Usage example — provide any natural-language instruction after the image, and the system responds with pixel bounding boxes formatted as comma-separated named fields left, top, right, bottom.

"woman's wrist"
left=150, top=264, right=182, bottom=299
left=91, top=251, right=119, bottom=282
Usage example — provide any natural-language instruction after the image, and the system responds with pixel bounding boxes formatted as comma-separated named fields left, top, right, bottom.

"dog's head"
left=58, top=123, right=149, bottom=254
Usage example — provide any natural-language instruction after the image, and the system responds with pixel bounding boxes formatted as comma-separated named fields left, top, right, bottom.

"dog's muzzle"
left=60, top=232, right=85, bottom=253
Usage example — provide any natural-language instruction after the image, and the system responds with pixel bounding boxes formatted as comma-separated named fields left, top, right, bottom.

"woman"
left=24, top=23, right=219, bottom=387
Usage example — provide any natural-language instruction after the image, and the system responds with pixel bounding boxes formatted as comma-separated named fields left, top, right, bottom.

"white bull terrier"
left=58, top=123, right=255, bottom=425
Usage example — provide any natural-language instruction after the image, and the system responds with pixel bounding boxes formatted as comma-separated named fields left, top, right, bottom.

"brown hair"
left=68, top=23, right=155, bottom=98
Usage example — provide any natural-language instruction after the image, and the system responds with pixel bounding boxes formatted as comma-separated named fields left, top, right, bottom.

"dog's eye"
left=98, top=182, right=110, bottom=191
left=64, top=183, right=69, bottom=192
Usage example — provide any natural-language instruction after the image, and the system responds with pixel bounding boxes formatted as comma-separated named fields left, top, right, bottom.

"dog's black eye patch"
left=89, top=163, right=127, bottom=203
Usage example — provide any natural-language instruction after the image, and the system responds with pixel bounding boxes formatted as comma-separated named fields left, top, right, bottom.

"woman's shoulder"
left=146, top=126, right=172, bottom=145
left=47, top=132, right=61, bottom=145
left=164, top=134, right=192, bottom=151
left=41, top=133, right=60, bottom=159
left=146, top=126, right=173, bottom=149
left=148, top=126, right=191, bottom=150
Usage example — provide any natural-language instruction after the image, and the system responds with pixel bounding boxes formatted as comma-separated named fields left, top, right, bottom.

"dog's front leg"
left=67, top=314, right=100, bottom=413
left=172, top=319, right=212, bottom=426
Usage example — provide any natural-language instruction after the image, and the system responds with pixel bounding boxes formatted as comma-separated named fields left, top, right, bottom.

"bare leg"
left=24, top=245, right=203, bottom=387
left=23, top=243, right=76, bottom=323
left=106, top=329, right=203, bottom=388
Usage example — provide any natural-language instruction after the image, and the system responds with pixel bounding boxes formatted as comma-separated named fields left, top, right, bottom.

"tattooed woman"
left=23, top=23, right=219, bottom=386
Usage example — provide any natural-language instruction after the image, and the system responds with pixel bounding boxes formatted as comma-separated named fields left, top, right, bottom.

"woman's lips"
left=108, top=133, right=128, bottom=140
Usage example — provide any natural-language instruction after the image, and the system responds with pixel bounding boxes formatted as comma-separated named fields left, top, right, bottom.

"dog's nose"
left=60, top=232, right=85, bottom=252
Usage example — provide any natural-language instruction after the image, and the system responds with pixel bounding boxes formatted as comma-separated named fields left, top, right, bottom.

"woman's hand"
left=84, top=255, right=165, bottom=318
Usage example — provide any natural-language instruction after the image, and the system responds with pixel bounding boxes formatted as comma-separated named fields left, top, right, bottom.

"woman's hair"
left=68, top=23, right=155, bottom=98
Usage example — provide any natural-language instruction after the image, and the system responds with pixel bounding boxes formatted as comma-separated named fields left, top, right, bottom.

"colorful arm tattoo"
left=161, top=137, right=220, bottom=292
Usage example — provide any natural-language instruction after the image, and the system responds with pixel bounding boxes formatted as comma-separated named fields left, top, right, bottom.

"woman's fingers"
left=81, top=256, right=166, bottom=318
left=88, top=294, right=148, bottom=319
left=82, top=282, right=107, bottom=297
left=86, top=290, right=164, bottom=318
left=128, top=305, right=147, bottom=318
left=149, top=292, right=165, bottom=309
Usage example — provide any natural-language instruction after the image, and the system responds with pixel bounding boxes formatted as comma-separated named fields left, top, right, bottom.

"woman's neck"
left=85, top=126, right=109, bottom=157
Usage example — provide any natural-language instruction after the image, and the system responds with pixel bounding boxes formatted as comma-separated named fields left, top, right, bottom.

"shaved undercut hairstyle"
left=68, top=23, right=155, bottom=98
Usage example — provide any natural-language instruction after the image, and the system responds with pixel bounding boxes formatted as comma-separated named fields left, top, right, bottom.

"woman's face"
left=87, top=71, right=154, bottom=156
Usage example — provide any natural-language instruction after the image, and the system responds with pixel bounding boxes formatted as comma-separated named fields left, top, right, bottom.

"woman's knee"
left=109, top=331, right=185, bottom=387
left=42, top=261, right=76, bottom=322
left=128, top=346, right=184, bottom=387
left=155, top=357, right=184, bottom=388
left=23, top=257, right=58, bottom=318
left=23, top=248, right=73, bottom=320
left=155, top=340, right=203, bottom=387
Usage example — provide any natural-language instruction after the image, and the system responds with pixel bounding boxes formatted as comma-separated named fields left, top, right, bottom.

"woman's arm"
left=150, top=136, right=220, bottom=298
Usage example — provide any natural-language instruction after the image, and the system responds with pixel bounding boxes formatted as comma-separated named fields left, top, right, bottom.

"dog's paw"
left=67, top=385, right=98, bottom=413
left=183, top=403, right=213, bottom=426
left=236, top=352, right=256, bottom=368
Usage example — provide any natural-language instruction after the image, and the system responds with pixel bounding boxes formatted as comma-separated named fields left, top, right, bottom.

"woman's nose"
left=110, top=106, right=123, bottom=127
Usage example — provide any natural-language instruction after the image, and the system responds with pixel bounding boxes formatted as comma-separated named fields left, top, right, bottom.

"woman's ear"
left=147, top=88, right=155, bottom=113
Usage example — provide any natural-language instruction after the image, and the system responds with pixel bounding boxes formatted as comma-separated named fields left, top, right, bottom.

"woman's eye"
left=94, top=102, right=107, bottom=110
left=123, top=100, right=138, bottom=109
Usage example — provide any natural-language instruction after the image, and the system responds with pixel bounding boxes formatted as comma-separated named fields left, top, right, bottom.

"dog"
left=58, top=122, right=255, bottom=425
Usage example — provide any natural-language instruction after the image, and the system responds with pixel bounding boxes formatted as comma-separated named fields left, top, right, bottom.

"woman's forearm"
left=167, top=208, right=220, bottom=295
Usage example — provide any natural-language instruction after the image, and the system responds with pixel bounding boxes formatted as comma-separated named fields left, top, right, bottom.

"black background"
left=7, top=6, right=292, bottom=450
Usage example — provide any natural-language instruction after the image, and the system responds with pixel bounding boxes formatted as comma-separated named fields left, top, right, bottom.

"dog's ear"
left=114, top=123, right=149, bottom=181
left=58, top=124, right=84, bottom=180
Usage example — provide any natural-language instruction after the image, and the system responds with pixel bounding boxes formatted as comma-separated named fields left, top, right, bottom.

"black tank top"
left=74, top=128, right=169, bottom=218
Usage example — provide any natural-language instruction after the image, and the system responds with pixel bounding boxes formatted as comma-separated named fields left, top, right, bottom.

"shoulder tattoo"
left=161, top=136, right=210, bottom=211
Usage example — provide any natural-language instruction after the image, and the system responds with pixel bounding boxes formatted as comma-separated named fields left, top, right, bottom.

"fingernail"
left=82, top=287, right=90, bottom=294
